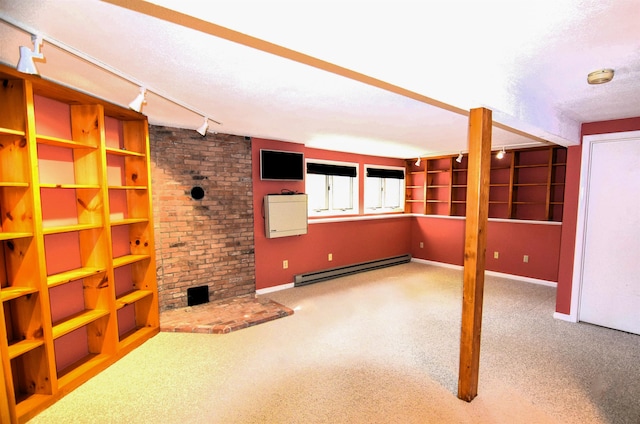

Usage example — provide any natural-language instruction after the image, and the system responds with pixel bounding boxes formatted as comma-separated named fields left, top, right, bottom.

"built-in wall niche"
left=406, top=146, right=567, bottom=222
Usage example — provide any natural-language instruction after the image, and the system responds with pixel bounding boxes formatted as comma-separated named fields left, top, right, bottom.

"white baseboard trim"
left=410, top=258, right=557, bottom=287
left=553, top=312, right=578, bottom=322
left=411, top=258, right=462, bottom=270
left=256, top=282, right=294, bottom=295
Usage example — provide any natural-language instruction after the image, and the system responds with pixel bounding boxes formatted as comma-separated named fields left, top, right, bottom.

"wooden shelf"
left=108, top=185, right=147, bottom=190
left=0, top=181, right=29, bottom=187
left=47, top=267, right=106, bottom=288
left=0, top=127, right=25, bottom=137
left=7, top=339, right=44, bottom=360
left=42, top=222, right=102, bottom=235
left=56, top=353, right=110, bottom=386
left=513, top=183, right=548, bottom=187
left=0, top=232, right=32, bottom=241
left=52, top=309, right=110, bottom=339
left=105, top=147, right=146, bottom=157
left=39, top=183, right=101, bottom=189
left=113, top=254, right=151, bottom=268
left=110, top=218, right=148, bottom=226
left=116, top=289, right=152, bottom=309
left=36, top=134, right=97, bottom=149
left=514, top=163, right=547, bottom=169
left=1, top=286, right=38, bottom=302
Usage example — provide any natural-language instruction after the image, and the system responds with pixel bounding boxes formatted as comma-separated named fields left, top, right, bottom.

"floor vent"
left=294, top=254, right=411, bottom=287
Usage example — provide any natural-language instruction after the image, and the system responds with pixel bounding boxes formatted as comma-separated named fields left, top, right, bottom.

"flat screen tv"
left=260, top=149, right=304, bottom=181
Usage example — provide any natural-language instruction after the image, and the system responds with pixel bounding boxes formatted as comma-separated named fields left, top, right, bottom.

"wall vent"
left=294, top=254, right=411, bottom=287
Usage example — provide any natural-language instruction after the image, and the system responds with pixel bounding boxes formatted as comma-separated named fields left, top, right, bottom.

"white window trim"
left=305, top=158, right=359, bottom=217
left=364, top=163, right=405, bottom=214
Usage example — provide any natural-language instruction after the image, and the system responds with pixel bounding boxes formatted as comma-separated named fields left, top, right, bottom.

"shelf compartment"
left=1, top=185, right=34, bottom=234
left=10, top=345, right=51, bottom=409
left=47, top=267, right=106, bottom=288
left=51, top=309, right=110, bottom=339
left=39, top=183, right=101, bottom=189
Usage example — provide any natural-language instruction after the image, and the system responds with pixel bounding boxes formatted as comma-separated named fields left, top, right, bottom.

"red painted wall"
left=252, top=138, right=411, bottom=290
left=555, top=116, right=640, bottom=314
left=410, top=216, right=562, bottom=281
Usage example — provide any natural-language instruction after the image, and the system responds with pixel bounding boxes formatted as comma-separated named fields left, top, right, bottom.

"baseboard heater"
left=294, top=254, right=411, bottom=287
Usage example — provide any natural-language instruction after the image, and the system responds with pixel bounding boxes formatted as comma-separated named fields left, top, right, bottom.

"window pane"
left=307, top=173, right=328, bottom=211
left=384, top=178, right=402, bottom=208
left=365, top=178, right=382, bottom=209
left=331, top=175, right=353, bottom=210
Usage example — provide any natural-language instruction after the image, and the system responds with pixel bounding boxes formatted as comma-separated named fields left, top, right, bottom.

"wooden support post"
left=458, top=107, right=492, bottom=402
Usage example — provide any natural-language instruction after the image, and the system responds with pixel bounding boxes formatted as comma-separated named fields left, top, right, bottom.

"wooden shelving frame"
left=406, top=146, right=567, bottom=221
left=0, top=64, right=158, bottom=423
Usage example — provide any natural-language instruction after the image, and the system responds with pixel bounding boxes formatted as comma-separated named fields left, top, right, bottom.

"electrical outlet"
left=494, top=251, right=499, bottom=259
left=420, top=242, right=424, bottom=248
left=328, top=253, right=333, bottom=261
left=283, top=260, right=288, bottom=269
left=523, top=255, right=529, bottom=263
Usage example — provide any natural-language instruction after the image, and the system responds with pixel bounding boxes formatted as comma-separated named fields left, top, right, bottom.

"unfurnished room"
left=0, top=1, right=639, bottom=423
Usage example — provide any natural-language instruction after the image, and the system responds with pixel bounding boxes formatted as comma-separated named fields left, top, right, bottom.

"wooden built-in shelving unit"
left=0, top=63, right=158, bottom=423
left=405, top=146, right=567, bottom=221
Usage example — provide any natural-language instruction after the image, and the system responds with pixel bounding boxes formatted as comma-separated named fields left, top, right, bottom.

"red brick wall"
left=149, top=126, right=255, bottom=311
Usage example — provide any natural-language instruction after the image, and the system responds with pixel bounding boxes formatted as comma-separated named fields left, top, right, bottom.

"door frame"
left=569, top=130, right=640, bottom=323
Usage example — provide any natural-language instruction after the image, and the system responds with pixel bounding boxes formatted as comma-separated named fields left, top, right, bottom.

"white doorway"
left=573, top=130, right=640, bottom=335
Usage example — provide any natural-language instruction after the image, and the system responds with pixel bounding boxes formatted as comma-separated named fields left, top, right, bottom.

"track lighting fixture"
left=128, top=87, right=146, bottom=112
left=16, top=34, right=44, bottom=75
left=415, top=158, right=421, bottom=166
left=587, top=68, right=614, bottom=85
left=496, top=147, right=506, bottom=160
left=456, top=152, right=463, bottom=163
left=196, top=117, right=209, bottom=136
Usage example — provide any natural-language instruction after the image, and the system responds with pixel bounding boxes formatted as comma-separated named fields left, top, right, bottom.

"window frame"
left=305, top=158, right=360, bottom=217
left=364, top=164, right=406, bottom=214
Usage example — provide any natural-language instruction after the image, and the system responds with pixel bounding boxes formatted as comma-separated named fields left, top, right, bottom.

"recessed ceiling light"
left=587, top=69, right=614, bottom=85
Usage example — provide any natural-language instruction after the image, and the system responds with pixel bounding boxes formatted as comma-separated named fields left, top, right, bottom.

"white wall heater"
left=264, top=194, right=308, bottom=238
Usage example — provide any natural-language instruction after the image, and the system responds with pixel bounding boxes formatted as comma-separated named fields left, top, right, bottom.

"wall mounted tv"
left=260, top=149, right=304, bottom=181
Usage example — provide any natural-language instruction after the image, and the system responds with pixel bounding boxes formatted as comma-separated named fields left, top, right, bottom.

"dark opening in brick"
left=187, top=285, right=209, bottom=306
left=190, top=186, right=205, bottom=200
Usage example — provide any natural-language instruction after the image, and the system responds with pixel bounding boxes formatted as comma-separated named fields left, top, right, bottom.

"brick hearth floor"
left=160, top=295, right=294, bottom=334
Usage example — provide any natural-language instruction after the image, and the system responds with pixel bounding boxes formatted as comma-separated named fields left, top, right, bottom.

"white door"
left=579, top=134, right=640, bottom=335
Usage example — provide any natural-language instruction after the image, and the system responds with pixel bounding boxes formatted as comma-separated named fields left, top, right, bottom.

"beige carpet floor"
left=29, top=262, right=640, bottom=423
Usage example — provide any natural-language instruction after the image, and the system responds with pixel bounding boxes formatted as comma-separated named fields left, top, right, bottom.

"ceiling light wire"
left=0, top=15, right=222, bottom=129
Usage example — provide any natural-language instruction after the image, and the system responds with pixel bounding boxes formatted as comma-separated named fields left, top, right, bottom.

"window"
left=364, top=165, right=405, bottom=213
left=306, top=160, right=359, bottom=216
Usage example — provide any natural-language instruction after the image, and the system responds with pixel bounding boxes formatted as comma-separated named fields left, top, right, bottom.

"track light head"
left=128, top=87, right=146, bottom=112
left=496, top=147, right=506, bottom=160
left=16, top=34, right=44, bottom=75
left=415, top=158, right=421, bottom=166
left=456, top=152, right=463, bottom=163
left=196, top=117, right=209, bottom=136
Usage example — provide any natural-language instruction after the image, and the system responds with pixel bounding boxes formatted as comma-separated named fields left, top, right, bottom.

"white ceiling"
left=1, top=0, right=639, bottom=158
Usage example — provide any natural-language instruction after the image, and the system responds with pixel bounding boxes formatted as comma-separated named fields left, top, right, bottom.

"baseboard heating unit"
left=294, top=254, right=411, bottom=287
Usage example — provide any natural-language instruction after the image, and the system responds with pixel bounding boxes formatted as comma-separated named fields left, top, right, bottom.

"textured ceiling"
left=0, top=0, right=638, bottom=158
